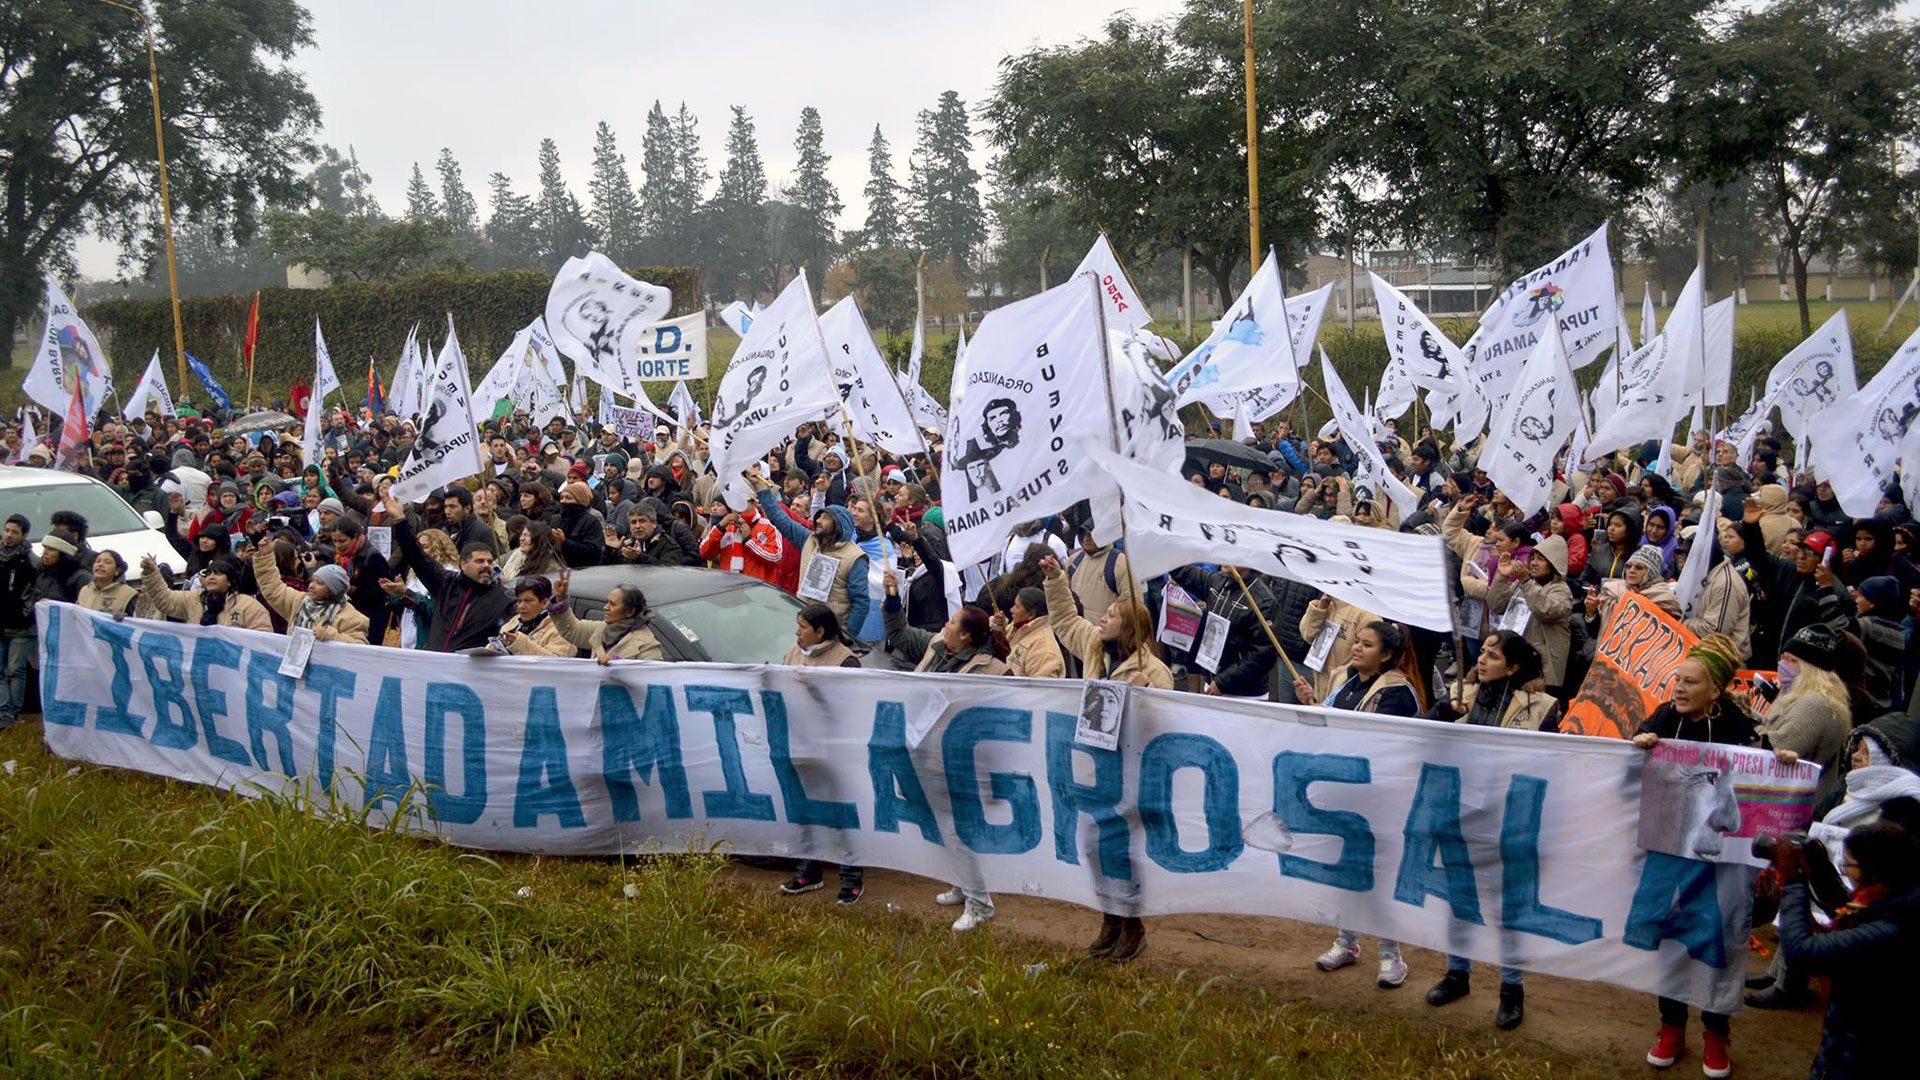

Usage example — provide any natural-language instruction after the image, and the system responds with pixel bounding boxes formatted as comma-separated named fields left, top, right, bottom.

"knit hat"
left=1687, top=633, right=1741, bottom=688
left=310, top=563, right=351, bottom=598
left=1533, top=533, right=1570, bottom=577
left=560, top=480, right=593, bottom=506
left=40, top=530, right=78, bottom=558
left=1857, top=575, right=1901, bottom=614
left=316, top=497, right=345, bottom=517
left=1627, top=545, right=1666, bottom=579
left=1782, top=623, right=1842, bottom=672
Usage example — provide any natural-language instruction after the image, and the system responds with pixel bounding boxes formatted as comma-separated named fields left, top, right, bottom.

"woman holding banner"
left=1631, top=633, right=1763, bottom=1078
left=1295, top=621, right=1429, bottom=990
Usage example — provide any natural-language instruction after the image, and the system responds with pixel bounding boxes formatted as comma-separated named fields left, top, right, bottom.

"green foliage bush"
left=85, top=266, right=701, bottom=394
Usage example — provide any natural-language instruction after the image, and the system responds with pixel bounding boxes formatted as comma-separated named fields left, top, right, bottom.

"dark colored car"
left=549, top=565, right=890, bottom=667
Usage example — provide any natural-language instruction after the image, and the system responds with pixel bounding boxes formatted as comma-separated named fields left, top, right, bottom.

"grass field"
left=0, top=722, right=1613, bottom=1079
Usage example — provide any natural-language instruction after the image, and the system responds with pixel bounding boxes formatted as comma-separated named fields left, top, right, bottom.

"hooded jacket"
left=1583, top=504, right=1643, bottom=589
left=1753, top=484, right=1797, bottom=553
left=1489, top=534, right=1575, bottom=687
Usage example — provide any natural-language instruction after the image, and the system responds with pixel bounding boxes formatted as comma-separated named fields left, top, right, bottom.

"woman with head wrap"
left=1632, top=632, right=1790, bottom=1077
left=1641, top=505, right=1680, bottom=577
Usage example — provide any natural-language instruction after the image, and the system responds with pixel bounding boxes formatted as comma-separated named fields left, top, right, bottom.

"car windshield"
left=654, top=585, right=801, bottom=664
left=9, top=482, right=147, bottom=536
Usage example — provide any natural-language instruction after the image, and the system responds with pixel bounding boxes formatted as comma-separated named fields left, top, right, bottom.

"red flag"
left=289, top=377, right=311, bottom=420
left=56, top=379, right=90, bottom=470
left=242, top=291, right=261, bottom=374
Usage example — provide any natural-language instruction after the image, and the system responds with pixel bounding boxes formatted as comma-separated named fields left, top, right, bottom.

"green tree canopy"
left=785, top=107, right=843, bottom=280
left=909, top=91, right=986, bottom=267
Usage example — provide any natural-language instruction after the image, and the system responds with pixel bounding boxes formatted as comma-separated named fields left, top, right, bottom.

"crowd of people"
left=4, top=395, right=1919, bottom=1080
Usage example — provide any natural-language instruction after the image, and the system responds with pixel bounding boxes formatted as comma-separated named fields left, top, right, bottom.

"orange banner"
left=1563, top=591, right=1772, bottom=739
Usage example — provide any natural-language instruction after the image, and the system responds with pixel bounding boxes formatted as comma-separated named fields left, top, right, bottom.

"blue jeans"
left=1447, top=954, right=1523, bottom=985
left=0, top=634, right=31, bottom=726
left=1335, top=930, right=1401, bottom=960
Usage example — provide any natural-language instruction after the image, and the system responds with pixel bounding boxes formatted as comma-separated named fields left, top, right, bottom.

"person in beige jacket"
left=995, top=587, right=1066, bottom=679
left=138, top=553, right=271, bottom=631
left=1039, top=555, right=1170, bottom=689
left=1486, top=534, right=1575, bottom=690
left=1683, top=521, right=1754, bottom=661
left=251, top=543, right=369, bottom=642
left=76, top=551, right=137, bottom=616
left=1298, top=593, right=1379, bottom=702
left=499, top=576, right=576, bottom=657
left=783, top=603, right=862, bottom=668
left=546, top=570, right=664, bottom=663
left=1585, top=546, right=1682, bottom=636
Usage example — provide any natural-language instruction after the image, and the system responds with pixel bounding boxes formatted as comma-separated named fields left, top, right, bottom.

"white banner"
left=1587, top=266, right=1703, bottom=460
left=1073, top=232, right=1153, bottom=338
left=1467, top=224, right=1616, bottom=402
left=709, top=271, right=843, bottom=509
left=940, top=276, right=1115, bottom=567
left=546, top=251, right=673, bottom=402
left=1319, top=351, right=1420, bottom=520
left=1093, top=450, right=1453, bottom=631
left=393, top=319, right=483, bottom=502
left=24, top=277, right=114, bottom=417
left=1202, top=283, right=1334, bottom=423
left=1812, top=321, right=1920, bottom=517
left=1167, top=249, right=1297, bottom=404
left=820, top=295, right=923, bottom=454
left=1483, top=318, right=1578, bottom=517
left=603, top=403, right=654, bottom=441
left=634, top=311, right=708, bottom=382
left=1701, top=298, right=1734, bottom=408
left=36, top=599, right=1760, bottom=1014
left=123, top=351, right=175, bottom=420
left=1764, top=310, right=1855, bottom=442
left=301, top=321, right=340, bottom=471
left=1371, top=271, right=1466, bottom=394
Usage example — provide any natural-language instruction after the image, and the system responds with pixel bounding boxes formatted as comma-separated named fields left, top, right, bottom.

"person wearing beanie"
left=1761, top=623, right=1852, bottom=805
left=136, top=551, right=270, bottom=631
left=250, top=543, right=368, bottom=642
left=1851, top=575, right=1909, bottom=712
left=746, top=470, right=870, bottom=631
left=1488, top=532, right=1575, bottom=692
left=551, top=480, right=607, bottom=568
left=1632, top=630, right=1774, bottom=1076
left=31, top=530, right=91, bottom=606
left=1584, top=543, right=1682, bottom=642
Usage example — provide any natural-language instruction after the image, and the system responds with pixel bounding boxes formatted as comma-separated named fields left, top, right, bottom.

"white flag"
left=1812, top=322, right=1920, bottom=517
left=668, top=380, right=701, bottom=434
left=24, top=277, right=113, bottom=417
left=1320, top=350, right=1420, bottom=520
left=389, top=327, right=421, bottom=419
left=1764, top=310, right=1855, bottom=441
left=709, top=271, right=843, bottom=509
left=1587, top=265, right=1704, bottom=460
left=471, top=322, right=534, bottom=424
left=1482, top=317, right=1578, bottom=516
left=905, top=310, right=926, bottom=386
left=1203, top=282, right=1334, bottom=423
left=123, top=352, right=175, bottom=420
left=545, top=251, right=672, bottom=402
left=393, top=318, right=484, bottom=502
left=1899, top=417, right=1920, bottom=517
left=13, top=410, right=38, bottom=465
left=1370, top=271, right=1466, bottom=394
left=1072, top=233, right=1181, bottom=361
left=311, top=319, right=341, bottom=401
left=717, top=300, right=755, bottom=337
left=1375, top=344, right=1417, bottom=421
left=1166, top=249, right=1297, bottom=404
left=1090, top=449, right=1455, bottom=631
left=1701, top=298, right=1734, bottom=408
left=1468, top=223, right=1617, bottom=404
left=1675, top=499, right=1718, bottom=618
left=819, top=295, right=924, bottom=454
left=941, top=275, right=1116, bottom=567
left=1640, top=283, right=1657, bottom=349
left=633, top=311, right=709, bottom=382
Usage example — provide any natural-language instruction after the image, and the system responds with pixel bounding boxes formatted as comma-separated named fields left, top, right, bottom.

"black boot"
left=1108, top=917, right=1147, bottom=962
left=1426, top=970, right=1471, bottom=1007
left=1088, top=913, right=1123, bottom=956
left=1745, top=981, right=1814, bottom=1009
left=1494, top=983, right=1524, bottom=1030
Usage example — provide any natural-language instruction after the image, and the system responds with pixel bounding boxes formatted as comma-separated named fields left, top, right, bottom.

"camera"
left=1750, top=831, right=1806, bottom=861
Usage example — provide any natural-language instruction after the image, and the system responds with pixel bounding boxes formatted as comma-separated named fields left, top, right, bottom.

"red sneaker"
left=1647, top=1024, right=1686, bottom=1068
left=1701, top=1030, right=1731, bottom=1078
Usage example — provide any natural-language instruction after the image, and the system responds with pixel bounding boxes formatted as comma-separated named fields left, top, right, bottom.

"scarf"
left=797, top=640, right=833, bottom=658
left=600, top=616, right=642, bottom=654
left=200, top=589, right=229, bottom=626
left=936, top=643, right=994, bottom=674
left=1464, top=678, right=1515, bottom=727
left=1823, top=765, right=1920, bottom=829
left=293, top=596, right=344, bottom=630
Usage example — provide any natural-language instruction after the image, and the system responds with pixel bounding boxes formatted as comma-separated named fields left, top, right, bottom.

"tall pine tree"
left=404, top=162, right=440, bottom=222
left=909, top=91, right=985, bottom=266
left=534, top=137, right=597, bottom=264
left=674, top=103, right=710, bottom=263
left=786, top=107, right=843, bottom=279
left=588, top=121, right=644, bottom=265
left=704, top=106, right=768, bottom=299
left=860, top=125, right=904, bottom=250
left=436, top=148, right=479, bottom=235
left=639, top=102, right=679, bottom=264
left=485, top=171, right=539, bottom=267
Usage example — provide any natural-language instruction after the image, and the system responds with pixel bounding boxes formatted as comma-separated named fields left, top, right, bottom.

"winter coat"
left=1764, top=691, right=1851, bottom=805
left=501, top=611, right=576, bottom=657
left=1170, top=565, right=1278, bottom=697
left=548, top=605, right=664, bottom=662
left=1634, top=698, right=1760, bottom=747
left=552, top=502, right=608, bottom=568
left=0, top=544, right=42, bottom=634
left=782, top=640, right=861, bottom=668
left=1779, top=882, right=1920, bottom=1080
left=884, top=598, right=1007, bottom=675
left=1325, top=667, right=1420, bottom=717
left=137, top=574, right=272, bottom=631
left=76, top=581, right=138, bottom=617
left=1003, top=614, right=1066, bottom=679
left=1298, top=595, right=1378, bottom=702
left=1042, top=572, right=1171, bottom=688
left=1488, top=572, right=1575, bottom=688
left=389, top=518, right=513, bottom=653
left=1432, top=676, right=1559, bottom=731
left=250, top=547, right=369, bottom=643
left=1684, top=557, right=1754, bottom=662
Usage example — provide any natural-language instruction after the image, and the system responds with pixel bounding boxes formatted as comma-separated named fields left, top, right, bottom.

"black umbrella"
left=1183, top=438, right=1273, bottom=475
left=220, top=410, right=298, bottom=436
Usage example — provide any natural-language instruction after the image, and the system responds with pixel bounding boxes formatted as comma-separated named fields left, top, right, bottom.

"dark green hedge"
left=86, top=266, right=701, bottom=394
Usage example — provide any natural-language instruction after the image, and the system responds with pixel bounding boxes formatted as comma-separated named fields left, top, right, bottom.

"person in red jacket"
left=1551, top=502, right=1590, bottom=579
left=699, top=504, right=785, bottom=585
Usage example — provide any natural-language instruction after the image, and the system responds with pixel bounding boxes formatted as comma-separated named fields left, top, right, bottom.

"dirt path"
left=727, top=863, right=1825, bottom=1079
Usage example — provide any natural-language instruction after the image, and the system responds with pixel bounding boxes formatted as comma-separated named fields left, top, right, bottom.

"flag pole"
left=1242, top=0, right=1260, bottom=274
left=1088, top=270, right=1154, bottom=671
left=1226, top=564, right=1302, bottom=684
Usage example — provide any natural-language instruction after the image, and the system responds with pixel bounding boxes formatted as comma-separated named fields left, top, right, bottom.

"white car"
left=1, top=465, right=188, bottom=581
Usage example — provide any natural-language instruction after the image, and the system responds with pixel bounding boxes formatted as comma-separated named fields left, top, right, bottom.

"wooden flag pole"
left=1242, top=0, right=1260, bottom=275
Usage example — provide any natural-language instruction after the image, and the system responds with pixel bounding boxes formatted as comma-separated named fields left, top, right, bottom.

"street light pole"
left=99, top=0, right=187, bottom=392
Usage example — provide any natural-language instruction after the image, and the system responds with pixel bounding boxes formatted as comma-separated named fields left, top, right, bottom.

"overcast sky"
left=79, top=0, right=1186, bottom=277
